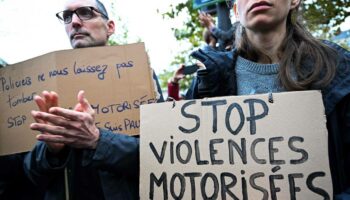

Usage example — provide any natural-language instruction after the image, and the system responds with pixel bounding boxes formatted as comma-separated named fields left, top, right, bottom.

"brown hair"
left=235, top=2, right=337, bottom=90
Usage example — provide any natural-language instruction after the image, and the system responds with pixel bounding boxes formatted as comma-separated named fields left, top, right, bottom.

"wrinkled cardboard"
left=140, top=91, right=332, bottom=199
left=0, top=43, right=156, bottom=155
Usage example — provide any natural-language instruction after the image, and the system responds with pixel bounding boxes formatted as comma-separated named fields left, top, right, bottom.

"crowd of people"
left=1, top=0, right=349, bottom=199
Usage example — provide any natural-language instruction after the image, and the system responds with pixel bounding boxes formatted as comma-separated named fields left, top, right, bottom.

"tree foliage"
left=162, top=1, right=204, bottom=48
left=303, top=0, right=350, bottom=37
left=107, top=1, right=130, bottom=46
left=107, top=1, right=142, bottom=46
left=107, top=16, right=129, bottom=46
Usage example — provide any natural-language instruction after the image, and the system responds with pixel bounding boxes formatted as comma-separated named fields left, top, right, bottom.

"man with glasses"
left=57, top=0, right=114, bottom=48
left=24, top=0, right=162, bottom=199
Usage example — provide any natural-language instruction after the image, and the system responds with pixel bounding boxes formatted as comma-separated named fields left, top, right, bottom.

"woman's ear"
left=290, top=0, right=301, bottom=9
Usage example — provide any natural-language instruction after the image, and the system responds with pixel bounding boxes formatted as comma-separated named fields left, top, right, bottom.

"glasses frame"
left=56, top=6, right=108, bottom=24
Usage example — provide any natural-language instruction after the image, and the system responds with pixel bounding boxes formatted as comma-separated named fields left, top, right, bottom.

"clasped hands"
left=30, top=90, right=100, bottom=153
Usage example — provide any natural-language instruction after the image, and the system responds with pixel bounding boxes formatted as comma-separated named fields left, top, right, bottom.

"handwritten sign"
left=140, top=91, right=332, bottom=199
left=0, top=43, right=156, bottom=155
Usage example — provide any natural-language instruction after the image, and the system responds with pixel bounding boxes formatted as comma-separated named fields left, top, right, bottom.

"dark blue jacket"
left=0, top=152, right=45, bottom=200
left=24, top=130, right=139, bottom=200
left=188, top=41, right=350, bottom=199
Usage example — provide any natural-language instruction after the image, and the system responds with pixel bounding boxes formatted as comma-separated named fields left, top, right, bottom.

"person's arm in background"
left=167, top=64, right=185, bottom=101
left=199, top=12, right=237, bottom=50
left=199, top=12, right=216, bottom=34
left=210, top=25, right=236, bottom=46
left=168, top=81, right=180, bottom=101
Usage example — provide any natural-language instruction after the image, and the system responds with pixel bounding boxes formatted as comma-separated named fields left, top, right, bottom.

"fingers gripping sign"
left=31, top=90, right=100, bottom=150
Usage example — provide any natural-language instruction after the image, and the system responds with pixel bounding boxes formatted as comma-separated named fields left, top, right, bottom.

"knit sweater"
left=235, top=56, right=285, bottom=95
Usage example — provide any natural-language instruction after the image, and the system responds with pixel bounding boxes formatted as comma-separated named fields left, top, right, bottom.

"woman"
left=188, top=0, right=350, bottom=198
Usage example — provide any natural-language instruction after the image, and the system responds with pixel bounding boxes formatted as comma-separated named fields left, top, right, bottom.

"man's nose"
left=71, top=13, right=82, bottom=27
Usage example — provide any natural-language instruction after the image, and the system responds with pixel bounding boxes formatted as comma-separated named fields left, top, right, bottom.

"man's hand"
left=32, top=91, right=65, bottom=153
left=30, top=90, right=100, bottom=149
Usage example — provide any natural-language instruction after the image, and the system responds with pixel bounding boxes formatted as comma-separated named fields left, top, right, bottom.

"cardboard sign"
left=140, top=91, right=332, bottom=199
left=0, top=43, right=156, bottom=155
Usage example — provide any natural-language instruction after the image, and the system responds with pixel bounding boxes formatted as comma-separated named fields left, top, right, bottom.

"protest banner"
left=140, top=91, right=332, bottom=199
left=0, top=43, right=157, bottom=155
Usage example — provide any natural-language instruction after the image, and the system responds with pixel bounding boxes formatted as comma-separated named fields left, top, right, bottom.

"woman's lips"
left=248, top=1, right=272, bottom=12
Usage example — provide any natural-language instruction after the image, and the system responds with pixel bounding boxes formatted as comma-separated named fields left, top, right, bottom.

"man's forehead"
left=63, top=0, right=97, bottom=10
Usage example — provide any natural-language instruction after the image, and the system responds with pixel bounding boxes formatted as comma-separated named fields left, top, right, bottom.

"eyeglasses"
left=226, top=0, right=234, bottom=9
left=56, top=6, right=108, bottom=24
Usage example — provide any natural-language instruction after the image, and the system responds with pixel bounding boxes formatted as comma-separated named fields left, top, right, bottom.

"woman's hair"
left=235, top=1, right=337, bottom=90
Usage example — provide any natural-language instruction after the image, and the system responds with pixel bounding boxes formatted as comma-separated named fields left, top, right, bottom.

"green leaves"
left=303, top=0, right=350, bottom=38
left=162, top=0, right=204, bottom=47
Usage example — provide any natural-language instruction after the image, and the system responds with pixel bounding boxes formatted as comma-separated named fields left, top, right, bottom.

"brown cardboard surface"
left=0, top=43, right=156, bottom=155
left=140, top=91, right=332, bottom=199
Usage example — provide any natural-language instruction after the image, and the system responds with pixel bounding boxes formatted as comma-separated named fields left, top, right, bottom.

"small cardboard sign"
left=0, top=43, right=156, bottom=155
left=140, top=91, right=332, bottom=199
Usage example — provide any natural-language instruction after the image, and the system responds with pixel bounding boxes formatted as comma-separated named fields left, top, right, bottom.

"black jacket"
left=24, top=130, right=139, bottom=200
left=0, top=152, right=45, bottom=200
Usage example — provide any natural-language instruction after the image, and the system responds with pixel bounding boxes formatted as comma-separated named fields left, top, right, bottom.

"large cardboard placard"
left=0, top=43, right=156, bottom=155
left=140, top=91, right=332, bottom=199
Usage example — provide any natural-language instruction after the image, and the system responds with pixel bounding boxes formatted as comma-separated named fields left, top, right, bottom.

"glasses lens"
left=62, top=11, right=73, bottom=24
left=76, top=7, right=94, bottom=20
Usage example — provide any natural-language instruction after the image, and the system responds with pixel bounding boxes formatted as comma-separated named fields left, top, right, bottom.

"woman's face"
left=235, top=0, right=300, bottom=32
